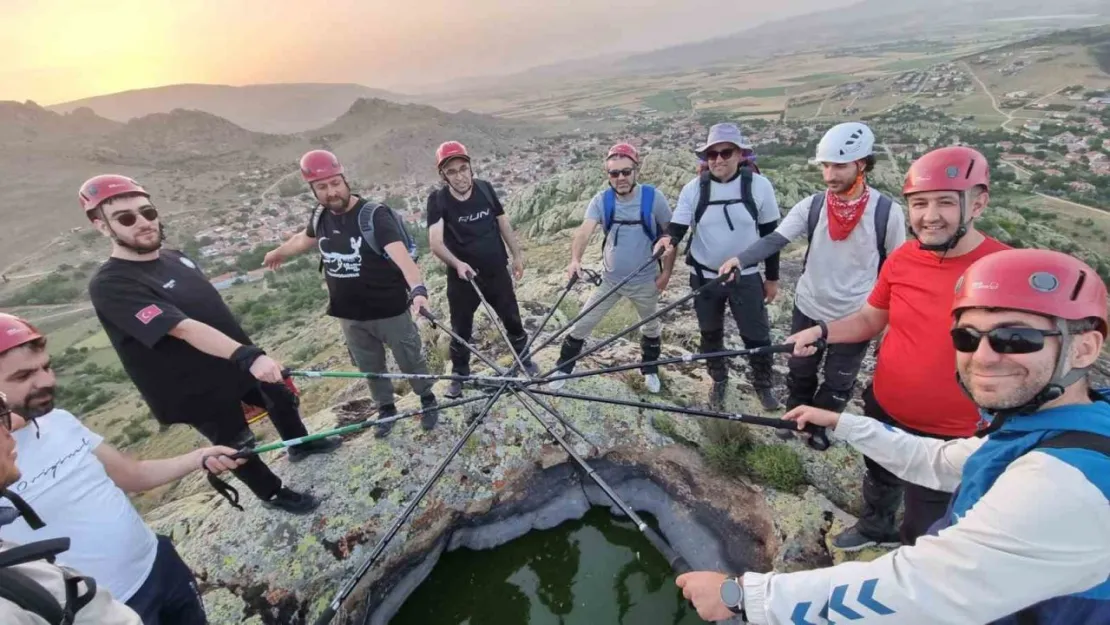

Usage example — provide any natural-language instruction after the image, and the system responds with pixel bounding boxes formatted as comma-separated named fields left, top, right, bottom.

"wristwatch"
left=720, top=576, right=745, bottom=617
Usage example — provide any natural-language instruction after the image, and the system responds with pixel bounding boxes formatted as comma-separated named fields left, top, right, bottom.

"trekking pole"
left=527, top=387, right=830, bottom=451
left=287, top=369, right=530, bottom=385
left=420, top=308, right=599, bottom=448
left=538, top=268, right=736, bottom=379
left=532, top=344, right=798, bottom=386
left=315, top=384, right=510, bottom=625
left=506, top=386, right=691, bottom=574
left=516, top=273, right=581, bottom=367
left=465, top=276, right=533, bottom=378
left=522, top=250, right=665, bottom=367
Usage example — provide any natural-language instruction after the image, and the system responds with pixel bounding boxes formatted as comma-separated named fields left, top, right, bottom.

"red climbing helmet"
left=903, top=146, right=990, bottom=196
left=435, top=141, right=470, bottom=170
left=606, top=143, right=640, bottom=164
left=78, top=174, right=149, bottom=220
left=0, top=313, right=44, bottom=356
left=953, top=249, right=1108, bottom=337
left=299, top=150, right=344, bottom=183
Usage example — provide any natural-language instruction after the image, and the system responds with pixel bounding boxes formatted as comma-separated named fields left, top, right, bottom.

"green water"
left=390, top=507, right=701, bottom=625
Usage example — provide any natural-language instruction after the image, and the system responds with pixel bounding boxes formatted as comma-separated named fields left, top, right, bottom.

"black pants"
left=446, top=265, right=529, bottom=375
left=786, top=305, right=870, bottom=411
left=856, top=384, right=956, bottom=545
left=690, top=272, right=773, bottom=388
left=125, top=535, right=206, bottom=625
left=192, top=382, right=308, bottom=500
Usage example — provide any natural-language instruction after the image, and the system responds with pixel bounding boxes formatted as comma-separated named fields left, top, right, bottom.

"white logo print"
left=319, top=236, right=362, bottom=279
left=179, top=257, right=197, bottom=269
left=458, top=209, right=490, bottom=224
left=162, top=279, right=176, bottom=290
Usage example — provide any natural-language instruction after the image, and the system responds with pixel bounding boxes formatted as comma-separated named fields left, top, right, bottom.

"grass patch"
left=785, top=73, right=848, bottom=83
left=700, top=419, right=807, bottom=492
left=641, top=90, right=694, bottom=112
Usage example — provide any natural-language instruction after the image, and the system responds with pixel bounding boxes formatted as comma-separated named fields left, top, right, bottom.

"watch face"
left=720, top=579, right=742, bottom=607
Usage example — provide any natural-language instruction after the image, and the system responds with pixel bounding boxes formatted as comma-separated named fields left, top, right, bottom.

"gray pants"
left=569, top=278, right=661, bottom=341
left=339, top=313, right=433, bottom=407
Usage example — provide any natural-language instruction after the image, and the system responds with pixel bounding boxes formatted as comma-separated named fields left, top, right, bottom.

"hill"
left=0, top=100, right=121, bottom=143
left=48, top=83, right=415, bottom=134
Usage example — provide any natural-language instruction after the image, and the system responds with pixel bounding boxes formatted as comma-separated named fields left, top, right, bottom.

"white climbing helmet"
left=815, top=122, right=875, bottom=163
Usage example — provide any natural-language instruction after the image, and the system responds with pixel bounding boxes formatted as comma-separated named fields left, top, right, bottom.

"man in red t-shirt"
left=788, top=146, right=1010, bottom=551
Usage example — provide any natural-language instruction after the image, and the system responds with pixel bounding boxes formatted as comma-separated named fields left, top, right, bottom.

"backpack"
left=0, top=538, right=99, bottom=625
left=685, top=165, right=760, bottom=273
left=311, top=200, right=418, bottom=272
left=601, top=184, right=661, bottom=245
left=435, top=179, right=499, bottom=245
left=801, top=192, right=893, bottom=275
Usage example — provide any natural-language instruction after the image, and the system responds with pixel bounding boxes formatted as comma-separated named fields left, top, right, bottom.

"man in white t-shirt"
left=655, top=123, right=783, bottom=410
left=719, top=122, right=906, bottom=427
left=0, top=313, right=243, bottom=625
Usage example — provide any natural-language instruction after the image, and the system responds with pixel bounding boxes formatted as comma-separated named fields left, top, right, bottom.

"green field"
left=874, top=53, right=964, bottom=72
left=785, top=73, right=849, bottom=83
left=641, top=90, right=694, bottom=112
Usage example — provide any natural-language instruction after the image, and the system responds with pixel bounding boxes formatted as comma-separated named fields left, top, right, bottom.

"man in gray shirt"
left=719, top=122, right=906, bottom=427
left=655, top=123, right=782, bottom=410
left=551, top=143, right=675, bottom=393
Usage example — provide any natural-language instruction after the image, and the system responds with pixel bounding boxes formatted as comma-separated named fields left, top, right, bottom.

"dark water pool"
left=390, top=506, right=701, bottom=624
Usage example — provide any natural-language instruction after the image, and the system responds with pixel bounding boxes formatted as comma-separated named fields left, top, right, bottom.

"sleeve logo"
left=135, top=304, right=164, bottom=325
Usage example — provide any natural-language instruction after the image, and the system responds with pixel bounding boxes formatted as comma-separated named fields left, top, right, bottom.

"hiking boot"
left=709, top=380, right=728, bottom=410
left=757, top=388, right=782, bottom=411
left=523, top=359, right=540, bottom=377
left=547, top=377, right=566, bottom=391
left=261, top=487, right=320, bottom=514
left=287, top=436, right=342, bottom=463
left=445, top=380, right=464, bottom=399
left=420, top=394, right=439, bottom=431
left=374, top=404, right=398, bottom=439
left=644, top=373, right=661, bottom=394
left=831, top=525, right=901, bottom=552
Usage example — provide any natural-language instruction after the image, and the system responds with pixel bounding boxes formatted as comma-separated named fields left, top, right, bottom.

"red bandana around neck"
left=826, top=179, right=870, bottom=241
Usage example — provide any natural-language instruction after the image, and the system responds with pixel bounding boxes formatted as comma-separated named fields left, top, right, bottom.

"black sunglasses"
left=607, top=168, right=635, bottom=178
left=704, top=148, right=736, bottom=161
left=950, top=326, right=1062, bottom=354
left=111, top=206, right=159, bottom=227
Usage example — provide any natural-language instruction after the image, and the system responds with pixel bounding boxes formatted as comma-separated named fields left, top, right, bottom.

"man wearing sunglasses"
left=81, top=175, right=338, bottom=516
left=550, top=143, right=675, bottom=394
left=0, top=313, right=246, bottom=624
left=654, top=123, right=783, bottom=411
left=427, top=141, right=539, bottom=397
left=679, top=248, right=1110, bottom=625
left=787, top=146, right=1010, bottom=552
left=718, top=122, right=906, bottom=434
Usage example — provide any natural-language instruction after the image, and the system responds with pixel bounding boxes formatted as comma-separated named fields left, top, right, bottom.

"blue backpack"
left=601, top=184, right=661, bottom=249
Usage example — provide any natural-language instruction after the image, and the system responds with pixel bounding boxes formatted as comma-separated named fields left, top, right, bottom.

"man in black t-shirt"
left=80, top=174, right=338, bottom=515
left=264, top=150, right=438, bottom=436
left=427, top=141, right=538, bottom=397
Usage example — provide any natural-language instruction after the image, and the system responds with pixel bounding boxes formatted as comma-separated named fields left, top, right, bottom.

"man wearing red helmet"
left=264, top=150, right=440, bottom=436
left=427, top=141, right=538, bottom=396
left=680, top=248, right=1110, bottom=625
left=81, top=174, right=335, bottom=515
left=0, top=313, right=245, bottom=624
left=788, top=146, right=1010, bottom=551
left=550, top=143, right=675, bottom=394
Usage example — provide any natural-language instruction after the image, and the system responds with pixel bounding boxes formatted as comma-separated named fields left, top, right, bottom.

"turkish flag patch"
left=135, top=304, right=164, bottom=325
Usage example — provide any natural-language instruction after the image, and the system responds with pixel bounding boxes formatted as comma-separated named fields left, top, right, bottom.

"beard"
left=323, top=191, right=351, bottom=214
left=113, top=222, right=165, bottom=254
left=15, top=386, right=56, bottom=419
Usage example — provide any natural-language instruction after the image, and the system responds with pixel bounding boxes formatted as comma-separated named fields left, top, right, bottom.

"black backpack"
left=801, top=192, right=894, bottom=275
left=685, top=165, right=759, bottom=272
left=311, top=200, right=418, bottom=273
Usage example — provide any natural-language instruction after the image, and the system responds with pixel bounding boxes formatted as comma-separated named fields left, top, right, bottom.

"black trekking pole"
left=533, top=344, right=797, bottom=386
left=466, top=276, right=534, bottom=378
left=538, top=268, right=735, bottom=379
left=314, top=384, right=510, bottom=625
left=506, top=386, right=692, bottom=573
left=528, top=387, right=831, bottom=451
left=516, top=272, right=581, bottom=366
left=287, top=369, right=530, bottom=385
left=522, top=249, right=665, bottom=366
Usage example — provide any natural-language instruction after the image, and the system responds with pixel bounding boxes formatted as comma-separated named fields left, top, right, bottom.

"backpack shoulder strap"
left=693, top=171, right=712, bottom=226
left=801, top=193, right=826, bottom=271
left=1036, top=431, right=1110, bottom=457
left=874, top=193, right=893, bottom=270
left=0, top=538, right=74, bottom=625
left=356, top=202, right=385, bottom=256
left=602, top=188, right=617, bottom=233
left=310, top=205, right=327, bottom=273
left=739, top=166, right=758, bottom=225
left=475, top=179, right=497, bottom=208
left=639, top=184, right=657, bottom=239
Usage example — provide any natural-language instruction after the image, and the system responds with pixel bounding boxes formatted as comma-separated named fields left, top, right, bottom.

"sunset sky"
left=2, top=0, right=857, bottom=105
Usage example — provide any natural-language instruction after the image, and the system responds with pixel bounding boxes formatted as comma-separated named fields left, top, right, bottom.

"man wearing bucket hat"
left=679, top=248, right=1110, bottom=625
left=786, top=146, right=1010, bottom=551
left=719, top=122, right=907, bottom=429
left=426, top=141, right=539, bottom=397
left=80, top=174, right=337, bottom=515
left=551, top=143, right=676, bottom=394
left=654, top=123, right=783, bottom=411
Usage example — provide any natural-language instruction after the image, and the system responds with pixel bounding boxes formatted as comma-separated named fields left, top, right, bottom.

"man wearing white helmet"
left=720, top=122, right=906, bottom=424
